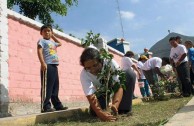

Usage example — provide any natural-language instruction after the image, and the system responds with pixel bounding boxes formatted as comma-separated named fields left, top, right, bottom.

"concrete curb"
left=164, top=96, right=194, bottom=126
left=0, top=107, right=88, bottom=126
left=0, top=99, right=142, bottom=126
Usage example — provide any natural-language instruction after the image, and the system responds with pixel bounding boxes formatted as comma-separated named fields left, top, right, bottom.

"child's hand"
left=41, top=63, right=47, bottom=71
left=98, top=111, right=117, bottom=122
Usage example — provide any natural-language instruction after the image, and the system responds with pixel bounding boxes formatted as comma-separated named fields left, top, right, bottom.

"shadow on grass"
left=34, top=108, right=99, bottom=125
left=58, top=110, right=98, bottom=123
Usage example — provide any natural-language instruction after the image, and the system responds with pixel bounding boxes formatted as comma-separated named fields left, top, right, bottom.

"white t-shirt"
left=121, top=56, right=134, bottom=71
left=137, top=61, right=146, bottom=79
left=142, top=57, right=162, bottom=71
left=170, top=44, right=188, bottom=63
left=80, top=59, right=120, bottom=96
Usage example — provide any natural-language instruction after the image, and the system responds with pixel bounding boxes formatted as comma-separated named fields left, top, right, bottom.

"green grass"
left=34, top=97, right=191, bottom=126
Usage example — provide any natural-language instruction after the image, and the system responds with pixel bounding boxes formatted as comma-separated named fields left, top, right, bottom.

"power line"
left=116, top=0, right=125, bottom=39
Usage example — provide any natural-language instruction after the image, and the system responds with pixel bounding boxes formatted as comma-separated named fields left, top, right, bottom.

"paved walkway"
left=164, top=96, right=194, bottom=126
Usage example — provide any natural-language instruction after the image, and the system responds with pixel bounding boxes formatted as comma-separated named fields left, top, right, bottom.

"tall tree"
left=7, top=0, right=78, bottom=30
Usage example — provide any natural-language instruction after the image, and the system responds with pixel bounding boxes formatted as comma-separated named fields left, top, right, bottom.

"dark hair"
left=162, top=57, right=170, bottom=64
left=80, top=48, right=102, bottom=66
left=124, top=51, right=134, bottom=57
left=176, top=36, right=181, bottom=40
left=185, top=40, right=193, bottom=46
left=40, top=24, right=53, bottom=33
left=169, top=37, right=176, bottom=42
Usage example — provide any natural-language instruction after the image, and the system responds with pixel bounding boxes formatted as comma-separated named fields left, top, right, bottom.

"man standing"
left=169, top=37, right=192, bottom=97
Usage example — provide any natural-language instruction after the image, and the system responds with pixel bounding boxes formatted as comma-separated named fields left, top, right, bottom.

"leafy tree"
left=7, top=0, right=78, bottom=31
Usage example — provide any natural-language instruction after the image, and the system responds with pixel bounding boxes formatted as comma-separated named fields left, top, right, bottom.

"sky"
left=12, top=0, right=194, bottom=53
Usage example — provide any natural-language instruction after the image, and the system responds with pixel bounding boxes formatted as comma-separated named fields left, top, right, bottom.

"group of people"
left=169, top=36, right=194, bottom=97
left=36, top=24, right=194, bottom=122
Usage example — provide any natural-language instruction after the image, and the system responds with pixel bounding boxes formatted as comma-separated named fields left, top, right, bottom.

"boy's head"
left=176, top=36, right=182, bottom=44
left=40, top=24, right=53, bottom=33
left=169, top=37, right=178, bottom=47
left=162, top=57, right=170, bottom=66
left=40, top=24, right=53, bottom=40
left=124, top=51, right=134, bottom=58
left=184, top=40, right=193, bottom=49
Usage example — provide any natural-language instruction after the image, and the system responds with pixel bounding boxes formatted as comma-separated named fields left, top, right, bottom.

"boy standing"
left=37, top=24, right=68, bottom=113
left=169, top=37, right=192, bottom=97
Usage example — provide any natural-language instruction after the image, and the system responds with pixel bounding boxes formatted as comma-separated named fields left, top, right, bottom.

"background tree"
left=7, top=0, right=78, bottom=31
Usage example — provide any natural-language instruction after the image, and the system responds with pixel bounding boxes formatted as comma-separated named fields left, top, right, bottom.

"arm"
left=169, top=57, right=176, bottom=72
left=187, top=51, right=192, bottom=67
left=154, top=67, right=165, bottom=79
left=131, top=64, right=141, bottom=78
left=86, top=94, right=116, bottom=122
left=52, top=34, right=62, bottom=47
left=37, top=45, right=47, bottom=71
left=169, top=58, right=174, bottom=66
left=175, top=53, right=187, bottom=67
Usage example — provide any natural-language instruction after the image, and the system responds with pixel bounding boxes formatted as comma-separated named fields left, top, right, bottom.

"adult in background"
left=137, top=55, right=151, bottom=97
left=143, top=48, right=153, bottom=59
left=169, top=37, right=192, bottom=97
left=141, top=57, right=169, bottom=94
left=119, top=51, right=140, bottom=115
left=80, top=48, right=123, bottom=122
left=176, top=36, right=182, bottom=44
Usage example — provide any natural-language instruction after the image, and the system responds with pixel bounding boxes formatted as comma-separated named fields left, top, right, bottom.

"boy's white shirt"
left=80, top=59, right=120, bottom=96
left=121, top=56, right=134, bottom=71
left=137, top=61, right=146, bottom=79
left=142, top=57, right=162, bottom=71
left=170, top=44, right=188, bottom=63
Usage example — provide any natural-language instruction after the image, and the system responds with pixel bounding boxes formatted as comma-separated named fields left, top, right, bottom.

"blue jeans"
left=139, top=79, right=150, bottom=97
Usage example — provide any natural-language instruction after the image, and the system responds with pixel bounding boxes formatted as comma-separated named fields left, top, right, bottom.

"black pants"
left=41, top=64, right=63, bottom=111
left=143, top=69, right=158, bottom=86
left=190, top=67, right=194, bottom=85
left=118, top=68, right=136, bottom=113
left=176, top=62, right=192, bottom=95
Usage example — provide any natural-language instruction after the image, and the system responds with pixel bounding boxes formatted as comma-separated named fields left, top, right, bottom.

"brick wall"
left=8, top=16, right=86, bottom=103
left=2, top=9, right=141, bottom=116
left=7, top=10, right=131, bottom=105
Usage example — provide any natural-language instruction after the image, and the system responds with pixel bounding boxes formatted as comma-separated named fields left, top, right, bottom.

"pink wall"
left=8, top=17, right=85, bottom=103
left=8, top=17, right=131, bottom=104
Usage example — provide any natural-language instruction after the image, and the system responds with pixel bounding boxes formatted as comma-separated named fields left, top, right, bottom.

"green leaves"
left=7, top=0, right=78, bottom=29
left=81, top=31, right=100, bottom=48
left=99, top=49, right=113, bottom=60
left=82, top=31, right=126, bottom=109
left=151, top=80, right=179, bottom=101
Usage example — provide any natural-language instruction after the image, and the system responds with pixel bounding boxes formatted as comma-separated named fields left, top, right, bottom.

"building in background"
left=107, top=38, right=130, bottom=54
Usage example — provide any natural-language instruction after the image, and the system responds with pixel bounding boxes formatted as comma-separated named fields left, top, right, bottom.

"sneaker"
left=41, top=108, right=55, bottom=113
left=55, top=106, right=68, bottom=111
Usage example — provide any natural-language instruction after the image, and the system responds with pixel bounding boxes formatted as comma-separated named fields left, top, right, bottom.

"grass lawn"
left=34, top=97, right=191, bottom=126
